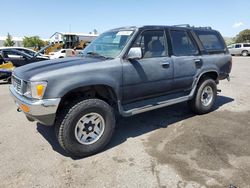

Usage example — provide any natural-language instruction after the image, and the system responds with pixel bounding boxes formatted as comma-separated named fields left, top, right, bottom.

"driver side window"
left=132, top=30, right=168, bottom=59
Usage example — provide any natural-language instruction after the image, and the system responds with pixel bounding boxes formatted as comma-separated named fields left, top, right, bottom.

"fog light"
left=20, top=104, right=30, bottom=113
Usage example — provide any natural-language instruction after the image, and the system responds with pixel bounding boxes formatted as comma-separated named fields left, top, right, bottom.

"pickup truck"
left=9, top=25, right=232, bottom=157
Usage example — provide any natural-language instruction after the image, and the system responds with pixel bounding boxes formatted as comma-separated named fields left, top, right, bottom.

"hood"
left=13, top=56, right=104, bottom=81
left=34, top=43, right=54, bottom=58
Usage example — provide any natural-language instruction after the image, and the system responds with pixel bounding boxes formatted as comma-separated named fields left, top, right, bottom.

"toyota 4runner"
left=9, top=25, right=232, bottom=157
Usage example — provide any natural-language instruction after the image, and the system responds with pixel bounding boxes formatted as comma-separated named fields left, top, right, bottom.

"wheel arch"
left=190, top=70, right=219, bottom=97
left=57, top=84, right=119, bottom=114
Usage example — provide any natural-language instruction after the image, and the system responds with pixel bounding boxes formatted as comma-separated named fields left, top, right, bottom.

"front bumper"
left=9, top=85, right=61, bottom=126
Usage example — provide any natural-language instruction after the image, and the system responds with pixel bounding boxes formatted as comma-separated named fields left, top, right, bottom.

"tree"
left=4, top=33, right=15, bottom=47
left=93, top=29, right=98, bottom=35
left=23, top=36, right=45, bottom=50
left=235, top=29, right=250, bottom=43
left=89, top=29, right=98, bottom=35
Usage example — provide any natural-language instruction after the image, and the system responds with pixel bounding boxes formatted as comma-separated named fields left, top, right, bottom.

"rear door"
left=169, top=29, right=201, bottom=91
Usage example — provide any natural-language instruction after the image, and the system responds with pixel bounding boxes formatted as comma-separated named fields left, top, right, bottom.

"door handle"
left=162, top=62, right=170, bottom=68
left=194, top=59, right=203, bottom=68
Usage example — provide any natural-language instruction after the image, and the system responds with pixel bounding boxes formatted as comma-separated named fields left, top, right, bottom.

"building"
left=0, top=36, right=24, bottom=47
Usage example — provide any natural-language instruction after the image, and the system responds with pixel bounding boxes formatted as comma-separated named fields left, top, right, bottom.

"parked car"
left=49, top=49, right=75, bottom=59
left=10, top=25, right=232, bottom=157
left=0, top=47, right=48, bottom=59
left=227, top=43, right=250, bottom=56
left=0, top=49, right=49, bottom=67
left=0, top=52, right=14, bottom=83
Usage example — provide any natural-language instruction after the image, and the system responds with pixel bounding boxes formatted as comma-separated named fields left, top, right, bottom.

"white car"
left=49, top=49, right=76, bottom=59
left=227, top=43, right=250, bottom=56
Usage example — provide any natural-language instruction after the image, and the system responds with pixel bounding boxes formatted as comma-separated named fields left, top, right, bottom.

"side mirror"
left=127, top=47, right=142, bottom=60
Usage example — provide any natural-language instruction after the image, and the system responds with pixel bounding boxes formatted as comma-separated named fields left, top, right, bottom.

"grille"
left=12, top=75, right=23, bottom=94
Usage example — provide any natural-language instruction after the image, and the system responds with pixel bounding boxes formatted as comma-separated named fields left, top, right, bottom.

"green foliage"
left=4, top=33, right=15, bottom=47
left=23, top=36, right=45, bottom=49
left=235, top=29, right=250, bottom=43
left=224, top=37, right=235, bottom=46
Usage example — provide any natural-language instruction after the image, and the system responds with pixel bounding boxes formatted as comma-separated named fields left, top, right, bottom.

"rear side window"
left=170, top=30, right=198, bottom=56
left=243, top=44, right=250, bottom=47
left=194, top=30, right=225, bottom=51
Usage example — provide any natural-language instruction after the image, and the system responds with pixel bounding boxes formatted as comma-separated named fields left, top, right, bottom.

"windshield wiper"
left=86, top=52, right=113, bottom=59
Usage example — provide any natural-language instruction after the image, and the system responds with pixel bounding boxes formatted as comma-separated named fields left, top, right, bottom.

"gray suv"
left=228, top=43, right=250, bottom=56
left=9, top=25, right=232, bottom=157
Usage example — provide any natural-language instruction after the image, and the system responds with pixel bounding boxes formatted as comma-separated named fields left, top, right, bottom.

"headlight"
left=24, top=81, right=47, bottom=99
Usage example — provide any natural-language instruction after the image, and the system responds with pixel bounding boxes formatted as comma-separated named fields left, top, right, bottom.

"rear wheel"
left=55, top=99, right=116, bottom=157
left=242, top=50, right=248, bottom=57
left=188, top=78, right=217, bottom=114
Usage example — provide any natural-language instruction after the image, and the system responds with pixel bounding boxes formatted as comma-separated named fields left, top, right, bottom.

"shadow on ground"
left=36, top=95, right=234, bottom=159
left=0, top=81, right=9, bottom=85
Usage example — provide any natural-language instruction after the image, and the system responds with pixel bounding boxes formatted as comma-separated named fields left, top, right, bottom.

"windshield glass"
left=82, top=30, right=134, bottom=58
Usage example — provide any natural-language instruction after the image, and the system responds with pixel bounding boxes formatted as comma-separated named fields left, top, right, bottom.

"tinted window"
left=61, top=50, right=66, bottom=53
left=21, top=49, right=35, bottom=56
left=235, top=44, right=241, bottom=48
left=170, top=30, right=198, bottom=56
left=195, top=30, right=225, bottom=51
left=132, top=30, right=167, bottom=58
left=3, top=50, right=23, bottom=58
left=243, top=44, right=250, bottom=47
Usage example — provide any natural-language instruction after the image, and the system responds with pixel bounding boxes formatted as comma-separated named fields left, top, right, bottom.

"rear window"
left=243, top=44, right=250, bottom=47
left=194, top=30, right=225, bottom=51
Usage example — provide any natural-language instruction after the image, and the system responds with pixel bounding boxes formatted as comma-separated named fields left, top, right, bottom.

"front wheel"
left=55, top=99, right=116, bottom=157
left=188, top=78, right=217, bottom=114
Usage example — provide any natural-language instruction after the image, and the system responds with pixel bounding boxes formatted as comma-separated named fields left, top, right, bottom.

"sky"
left=0, top=0, right=249, bottom=38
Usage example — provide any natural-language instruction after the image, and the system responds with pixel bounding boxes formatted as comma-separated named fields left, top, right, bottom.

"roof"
left=109, top=25, right=215, bottom=32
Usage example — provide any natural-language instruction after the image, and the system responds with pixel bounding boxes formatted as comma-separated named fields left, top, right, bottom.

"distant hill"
left=223, top=37, right=235, bottom=45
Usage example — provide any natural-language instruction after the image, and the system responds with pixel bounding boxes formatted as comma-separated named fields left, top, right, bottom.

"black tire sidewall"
left=194, top=79, right=217, bottom=114
left=61, top=99, right=115, bottom=157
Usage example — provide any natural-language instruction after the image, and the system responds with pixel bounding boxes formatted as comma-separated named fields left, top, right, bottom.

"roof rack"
left=172, top=24, right=191, bottom=27
left=195, top=26, right=212, bottom=30
left=172, top=24, right=212, bottom=30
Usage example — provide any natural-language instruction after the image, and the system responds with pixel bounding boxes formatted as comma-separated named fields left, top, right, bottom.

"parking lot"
left=0, top=57, right=249, bottom=188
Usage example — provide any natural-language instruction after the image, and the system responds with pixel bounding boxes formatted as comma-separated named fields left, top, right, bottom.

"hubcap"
left=74, top=113, right=105, bottom=145
left=201, top=86, right=213, bottom=107
left=243, top=52, right=248, bottom=56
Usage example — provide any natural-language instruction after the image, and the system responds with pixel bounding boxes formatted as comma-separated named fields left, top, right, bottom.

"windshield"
left=82, top=30, right=134, bottom=58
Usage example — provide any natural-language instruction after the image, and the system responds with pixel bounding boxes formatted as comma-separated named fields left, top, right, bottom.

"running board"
left=118, top=95, right=191, bottom=117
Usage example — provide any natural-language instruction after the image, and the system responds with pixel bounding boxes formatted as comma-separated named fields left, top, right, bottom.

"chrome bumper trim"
left=9, top=85, right=61, bottom=116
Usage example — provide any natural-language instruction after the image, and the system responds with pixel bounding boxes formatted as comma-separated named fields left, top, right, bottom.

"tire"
left=242, top=50, right=248, bottom=57
left=188, top=78, right=217, bottom=115
left=55, top=98, right=116, bottom=157
left=6, top=76, right=11, bottom=84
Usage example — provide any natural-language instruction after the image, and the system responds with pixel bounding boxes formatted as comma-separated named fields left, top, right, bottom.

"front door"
left=122, top=30, right=174, bottom=103
left=3, top=50, right=28, bottom=67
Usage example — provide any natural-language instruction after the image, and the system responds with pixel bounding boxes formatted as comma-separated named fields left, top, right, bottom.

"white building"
left=0, top=36, right=24, bottom=47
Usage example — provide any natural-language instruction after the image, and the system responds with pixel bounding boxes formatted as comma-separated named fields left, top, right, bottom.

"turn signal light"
left=20, top=104, right=30, bottom=113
